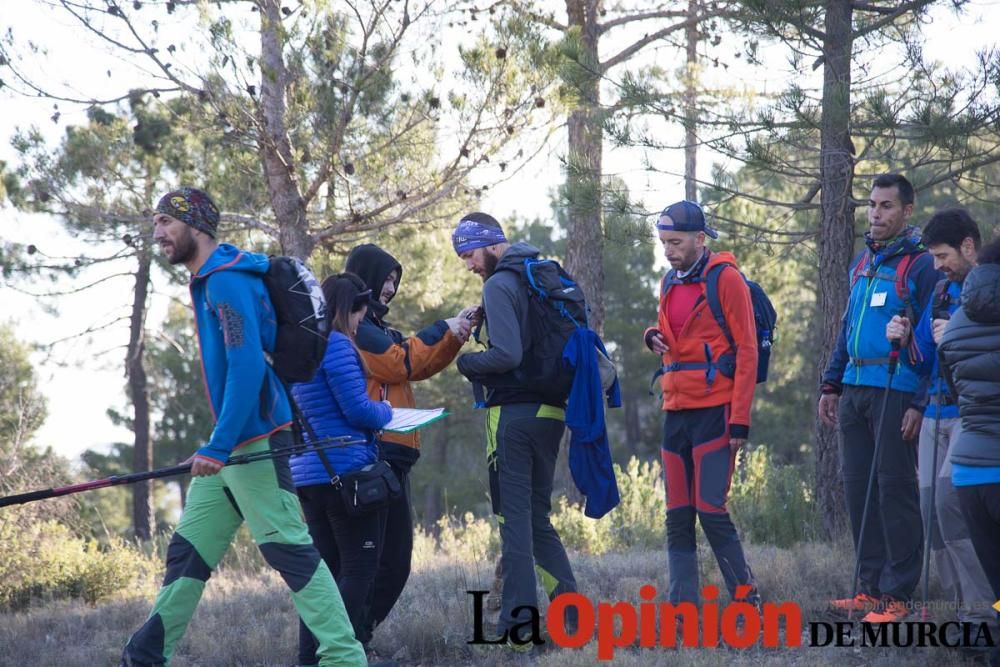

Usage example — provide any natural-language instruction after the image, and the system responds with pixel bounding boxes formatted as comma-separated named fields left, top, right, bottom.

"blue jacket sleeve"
left=912, top=304, right=936, bottom=377
left=903, top=254, right=942, bottom=369
left=909, top=254, right=941, bottom=321
left=197, top=272, right=267, bottom=464
left=821, top=251, right=865, bottom=390
left=325, top=337, right=393, bottom=430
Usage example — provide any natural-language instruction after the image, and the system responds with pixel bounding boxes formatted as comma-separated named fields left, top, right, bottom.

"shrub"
left=551, top=457, right=666, bottom=555
left=729, top=445, right=818, bottom=547
left=413, top=511, right=500, bottom=568
left=0, top=514, right=157, bottom=610
left=413, top=449, right=815, bottom=568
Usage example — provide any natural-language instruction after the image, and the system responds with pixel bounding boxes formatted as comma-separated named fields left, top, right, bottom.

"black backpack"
left=661, top=263, right=777, bottom=384
left=520, top=258, right=589, bottom=401
left=472, top=256, right=620, bottom=407
left=262, top=256, right=329, bottom=383
left=470, top=257, right=589, bottom=406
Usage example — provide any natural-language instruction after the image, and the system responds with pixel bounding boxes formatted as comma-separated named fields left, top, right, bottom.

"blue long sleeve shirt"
left=912, top=279, right=961, bottom=419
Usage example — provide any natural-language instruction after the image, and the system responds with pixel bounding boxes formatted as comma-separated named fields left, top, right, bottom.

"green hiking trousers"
left=122, top=431, right=365, bottom=666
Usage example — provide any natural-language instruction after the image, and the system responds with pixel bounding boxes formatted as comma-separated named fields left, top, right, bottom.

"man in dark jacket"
left=939, top=240, right=1000, bottom=622
left=819, top=173, right=940, bottom=622
left=344, top=243, right=473, bottom=637
left=885, top=210, right=995, bottom=633
left=452, top=212, right=578, bottom=650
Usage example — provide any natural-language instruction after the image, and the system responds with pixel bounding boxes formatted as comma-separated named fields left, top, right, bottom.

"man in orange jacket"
left=644, top=200, right=760, bottom=608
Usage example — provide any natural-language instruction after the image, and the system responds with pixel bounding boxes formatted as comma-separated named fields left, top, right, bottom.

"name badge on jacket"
left=870, top=292, right=887, bottom=308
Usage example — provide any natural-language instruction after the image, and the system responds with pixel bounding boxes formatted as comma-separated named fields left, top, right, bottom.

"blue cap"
left=657, top=200, right=717, bottom=239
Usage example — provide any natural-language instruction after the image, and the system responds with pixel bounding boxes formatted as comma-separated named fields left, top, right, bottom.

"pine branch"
left=599, top=8, right=688, bottom=34
left=602, top=9, right=735, bottom=73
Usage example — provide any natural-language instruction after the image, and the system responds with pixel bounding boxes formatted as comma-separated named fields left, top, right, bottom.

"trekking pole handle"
left=887, top=309, right=905, bottom=374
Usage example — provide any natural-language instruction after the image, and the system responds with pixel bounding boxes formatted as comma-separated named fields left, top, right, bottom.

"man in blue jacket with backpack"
left=819, top=174, right=939, bottom=623
left=122, top=188, right=365, bottom=667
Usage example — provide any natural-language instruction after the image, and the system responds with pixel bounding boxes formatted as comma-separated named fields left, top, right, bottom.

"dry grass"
left=0, top=536, right=975, bottom=666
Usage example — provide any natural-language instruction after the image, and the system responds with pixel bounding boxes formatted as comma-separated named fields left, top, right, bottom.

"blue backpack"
left=661, top=263, right=777, bottom=384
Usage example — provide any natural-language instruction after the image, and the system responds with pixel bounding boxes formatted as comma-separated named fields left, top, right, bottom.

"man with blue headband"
left=452, top=212, right=579, bottom=654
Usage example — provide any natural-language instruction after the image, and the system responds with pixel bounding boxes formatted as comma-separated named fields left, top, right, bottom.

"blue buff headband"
left=452, top=219, right=507, bottom=254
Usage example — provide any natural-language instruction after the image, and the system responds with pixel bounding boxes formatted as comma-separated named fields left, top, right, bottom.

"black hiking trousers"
left=485, top=403, right=578, bottom=637
left=839, top=385, right=923, bottom=602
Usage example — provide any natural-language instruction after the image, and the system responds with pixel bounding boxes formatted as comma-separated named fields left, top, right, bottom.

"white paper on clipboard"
left=383, top=407, right=448, bottom=434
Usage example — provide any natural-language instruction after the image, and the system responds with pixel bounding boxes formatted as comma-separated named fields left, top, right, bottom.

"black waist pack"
left=336, top=460, right=401, bottom=516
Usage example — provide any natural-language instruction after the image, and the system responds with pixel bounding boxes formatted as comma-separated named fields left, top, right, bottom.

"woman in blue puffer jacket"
left=291, top=272, right=393, bottom=665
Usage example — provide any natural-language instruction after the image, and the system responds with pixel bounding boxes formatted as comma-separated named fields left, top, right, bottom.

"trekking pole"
left=848, top=316, right=904, bottom=621
left=919, top=381, right=942, bottom=622
left=0, top=436, right=358, bottom=509
left=920, top=303, right=952, bottom=621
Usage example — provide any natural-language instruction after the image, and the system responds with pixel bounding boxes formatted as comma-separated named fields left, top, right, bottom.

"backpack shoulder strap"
left=705, top=263, right=737, bottom=352
left=894, top=253, right=917, bottom=296
left=933, top=277, right=950, bottom=300
left=661, top=269, right=677, bottom=298
left=522, top=257, right=547, bottom=296
left=894, top=252, right=921, bottom=323
left=849, top=252, right=869, bottom=287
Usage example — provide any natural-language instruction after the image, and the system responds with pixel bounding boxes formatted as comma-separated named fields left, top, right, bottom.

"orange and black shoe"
left=828, top=592, right=879, bottom=616
left=862, top=597, right=910, bottom=624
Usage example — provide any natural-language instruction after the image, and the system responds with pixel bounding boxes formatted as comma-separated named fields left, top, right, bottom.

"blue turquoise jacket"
left=913, top=279, right=961, bottom=419
left=190, top=244, right=292, bottom=465
left=290, top=332, right=393, bottom=487
left=822, top=227, right=939, bottom=395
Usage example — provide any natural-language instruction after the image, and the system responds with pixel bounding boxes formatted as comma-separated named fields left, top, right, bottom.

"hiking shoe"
left=828, top=592, right=879, bottom=615
left=505, top=639, right=537, bottom=664
left=120, top=647, right=163, bottom=667
left=734, top=592, right=764, bottom=638
left=365, top=648, right=398, bottom=667
left=862, top=598, right=910, bottom=623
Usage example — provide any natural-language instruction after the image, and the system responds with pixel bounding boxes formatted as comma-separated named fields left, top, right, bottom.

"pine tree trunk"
left=129, top=242, right=154, bottom=540
left=814, top=0, right=855, bottom=539
left=259, top=0, right=314, bottom=259
left=564, top=0, right=606, bottom=334
left=683, top=0, right=699, bottom=202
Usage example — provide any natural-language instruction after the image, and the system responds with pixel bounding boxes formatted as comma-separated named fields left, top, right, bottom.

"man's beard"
left=481, top=251, right=499, bottom=281
left=945, top=267, right=970, bottom=283
left=165, top=227, right=198, bottom=266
